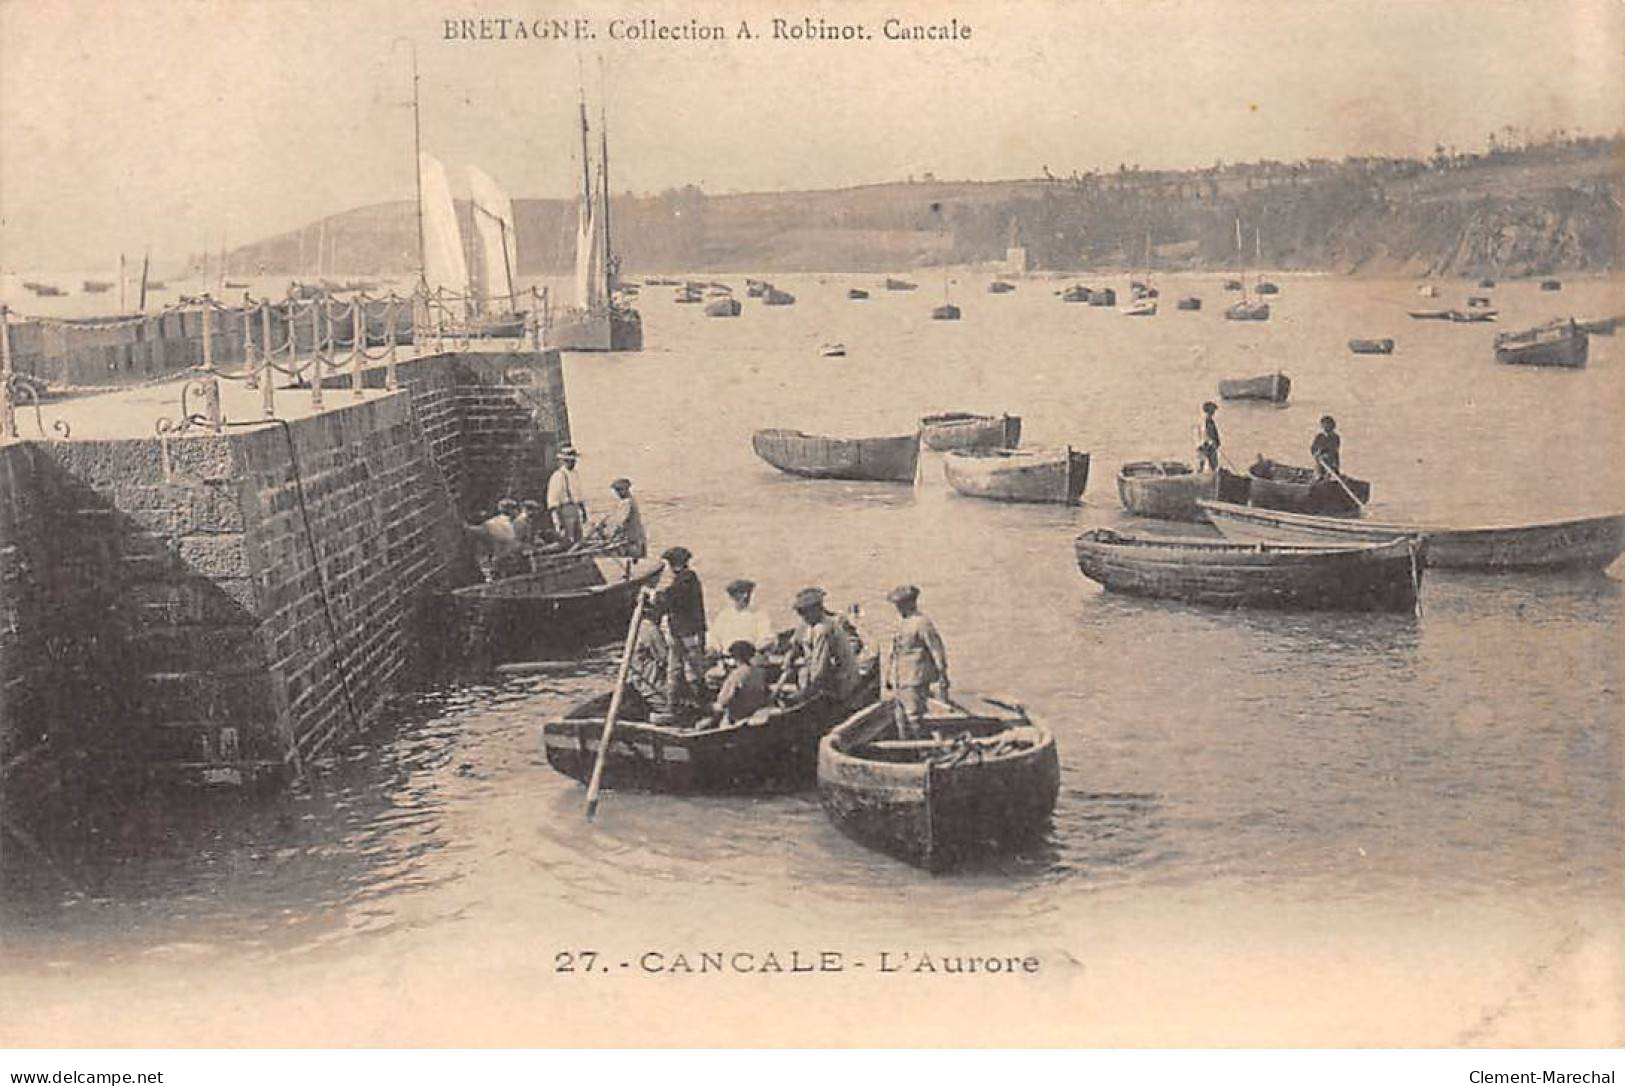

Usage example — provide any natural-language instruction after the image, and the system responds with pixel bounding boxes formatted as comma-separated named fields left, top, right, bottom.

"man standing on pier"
left=1197, top=401, right=1221, bottom=472
left=881, top=584, right=950, bottom=739
left=547, top=446, right=587, bottom=546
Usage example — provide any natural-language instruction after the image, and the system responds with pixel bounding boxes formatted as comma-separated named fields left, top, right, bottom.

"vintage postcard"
left=0, top=0, right=1621, bottom=1054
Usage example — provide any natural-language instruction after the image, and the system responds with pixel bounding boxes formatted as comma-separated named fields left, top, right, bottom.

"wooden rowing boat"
left=885, top=277, right=918, bottom=291
left=847, top=288, right=870, bottom=300
left=543, top=658, right=879, bottom=794
left=1122, top=298, right=1158, bottom=317
left=943, top=446, right=1090, bottom=505
left=1494, top=319, right=1588, bottom=368
left=752, top=428, right=920, bottom=482
left=1348, top=338, right=1395, bottom=354
left=988, top=280, right=1016, bottom=294
left=817, top=695, right=1059, bottom=871
left=931, top=303, right=961, bottom=320
left=1218, top=372, right=1291, bottom=403
left=1245, top=458, right=1370, bottom=516
left=763, top=288, right=796, bottom=305
left=1224, top=300, right=1270, bottom=320
left=1073, top=529, right=1422, bottom=612
left=1061, top=284, right=1091, bottom=303
left=1198, top=501, right=1625, bottom=572
left=1087, top=287, right=1116, bottom=306
left=703, top=297, right=741, bottom=317
left=918, top=411, right=1022, bottom=452
left=450, top=556, right=664, bottom=662
left=1176, top=296, right=1201, bottom=310
left=1115, top=460, right=1246, bottom=521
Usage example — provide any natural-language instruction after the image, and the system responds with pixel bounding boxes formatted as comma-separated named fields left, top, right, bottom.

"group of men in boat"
left=1195, top=402, right=1346, bottom=478
left=466, top=445, right=648, bottom=578
left=628, top=547, right=951, bottom=737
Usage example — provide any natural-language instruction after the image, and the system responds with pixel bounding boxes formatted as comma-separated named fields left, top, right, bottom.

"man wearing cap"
left=1196, top=401, right=1221, bottom=472
left=706, top=578, right=776, bottom=657
left=881, top=584, right=950, bottom=738
left=789, top=587, right=861, bottom=703
left=546, top=446, right=587, bottom=546
left=647, top=546, right=707, bottom=710
left=580, top=477, right=646, bottom=558
left=467, top=498, right=522, bottom=580
left=1311, top=415, right=1342, bottom=477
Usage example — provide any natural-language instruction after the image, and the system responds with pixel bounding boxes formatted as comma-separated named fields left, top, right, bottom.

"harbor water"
left=1, top=272, right=1621, bottom=1045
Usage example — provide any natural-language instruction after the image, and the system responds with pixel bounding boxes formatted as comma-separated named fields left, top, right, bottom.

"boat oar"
left=1315, top=456, right=1366, bottom=510
left=584, top=592, right=647, bottom=820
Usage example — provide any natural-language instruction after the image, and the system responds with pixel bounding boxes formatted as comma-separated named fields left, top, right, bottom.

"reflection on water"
left=2, top=273, right=1620, bottom=973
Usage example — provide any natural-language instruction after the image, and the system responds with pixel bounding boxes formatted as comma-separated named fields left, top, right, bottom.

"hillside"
left=220, top=138, right=1623, bottom=280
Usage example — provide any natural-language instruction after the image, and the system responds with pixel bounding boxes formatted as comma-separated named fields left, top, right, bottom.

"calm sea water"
left=1, top=272, right=1620, bottom=1000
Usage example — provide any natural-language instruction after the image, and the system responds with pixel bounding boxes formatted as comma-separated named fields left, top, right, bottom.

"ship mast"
left=410, top=43, right=427, bottom=288
left=599, top=99, right=615, bottom=299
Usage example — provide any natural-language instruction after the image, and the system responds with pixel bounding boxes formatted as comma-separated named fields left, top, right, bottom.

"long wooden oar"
left=584, top=593, right=647, bottom=820
left=1315, top=455, right=1366, bottom=509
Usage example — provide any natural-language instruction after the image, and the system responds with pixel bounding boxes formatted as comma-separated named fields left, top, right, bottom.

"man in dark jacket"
left=647, top=546, right=707, bottom=710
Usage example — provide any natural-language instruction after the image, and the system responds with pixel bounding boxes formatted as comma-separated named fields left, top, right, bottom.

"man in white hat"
left=881, top=584, right=949, bottom=738
left=546, top=446, right=586, bottom=546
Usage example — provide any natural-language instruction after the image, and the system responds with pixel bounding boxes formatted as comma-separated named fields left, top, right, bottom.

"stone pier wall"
left=0, top=349, right=569, bottom=790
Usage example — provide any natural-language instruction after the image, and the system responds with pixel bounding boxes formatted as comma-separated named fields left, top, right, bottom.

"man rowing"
left=789, top=587, right=862, bottom=703
left=1312, top=415, right=1342, bottom=477
left=579, top=477, right=647, bottom=558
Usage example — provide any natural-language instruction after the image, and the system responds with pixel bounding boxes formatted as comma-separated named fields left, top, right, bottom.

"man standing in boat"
left=880, top=584, right=950, bottom=739
left=546, top=446, right=587, bottom=546
left=579, top=477, right=647, bottom=558
left=1312, top=415, right=1342, bottom=477
left=646, top=546, right=707, bottom=712
left=789, top=587, right=861, bottom=704
left=1197, top=401, right=1221, bottom=472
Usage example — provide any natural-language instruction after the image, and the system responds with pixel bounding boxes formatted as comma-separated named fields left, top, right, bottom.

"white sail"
left=574, top=192, right=600, bottom=310
left=468, top=166, right=517, bottom=313
left=418, top=152, right=469, bottom=298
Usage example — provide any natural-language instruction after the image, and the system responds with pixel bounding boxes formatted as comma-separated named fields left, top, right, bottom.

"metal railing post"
left=385, top=296, right=400, bottom=390
left=309, top=300, right=324, bottom=410
left=260, top=300, right=276, bottom=419
left=350, top=297, right=364, bottom=398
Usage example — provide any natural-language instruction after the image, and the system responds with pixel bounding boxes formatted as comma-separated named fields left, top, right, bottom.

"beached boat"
left=1115, top=461, right=1245, bottom=522
left=1222, top=279, right=1244, bottom=291
left=1540, top=279, right=1562, bottom=291
left=988, top=280, right=1016, bottom=294
left=1407, top=309, right=1455, bottom=320
left=1073, top=529, right=1422, bottom=612
left=885, top=278, right=918, bottom=291
left=931, top=303, right=961, bottom=320
left=847, top=288, right=870, bottom=300
left=1122, top=298, right=1157, bottom=317
left=1218, top=372, right=1291, bottom=403
left=1176, top=296, right=1201, bottom=311
left=1198, top=501, right=1625, bottom=572
left=1061, top=284, right=1091, bottom=303
left=1224, top=300, right=1270, bottom=320
left=1087, top=287, right=1116, bottom=307
left=1245, top=458, right=1370, bottom=516
left=818, top=695, right=1059, bottom=872
left=1255, top=281, right=1280, bottom=295
left=1348, top=338, right=1395, bottom=354
left=818, top=342, right=847, bottom=358
left=703, top=297, right=741, bottom=317
left=943, top=447, right=1090, bottom=505
left=1494, top=319, right=1588, bottom=368
left=752, top=428, right=920, bottom=482
left=918, top=412, right=1022, bottom=452
left=763, top=288, right=797, bottom=306
left=544, top=658, right=880, bottom=795
left=450, top=556, right=663, bottom=662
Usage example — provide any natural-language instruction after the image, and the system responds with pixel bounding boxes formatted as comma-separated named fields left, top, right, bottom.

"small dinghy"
left=943, top=446, right=1090, bottom=505
left=918, top=411, right=1021, bottom=452
left=1347, top=338, right=1395, bottom=354
left=1224, top=300, right=1270, bottom=320
left=1255, top=281, right=1280, bottom=295
left=763, top=288, right=797, bottom=306
left=1116, top=460, right=1245, bottom=522
left=818, top=695, right=1060, bottom=872
left=704, top=297, right=742, bottom=317
left=1541, top=279, right=1563, bottom=291
left=987, top=280, right=1016, bottom=294
left=450, top=556, right=664, bottom=662
left=1060, top=284, right=1091, bottom=303
left=1218, top=372, right=1291, bottom=403
left=1122, top=298, right=1158, bottom=317
left=931, top=303, right=961, bottom=320
left=818, top=342, right=847, bottom=358
left=885, top=277, right=918, bottom=291
left=1495, top=319, right=1587, bottom=368
left=1245, top=457, right=1370, bottom=516
left=752, top=428, right=920, bottom=482
left=1176, top=296, right=1201, bottom=310
left=1222, top=278, right=1244, bottom=291
left=1087, top=287, right=1117, bottom=307
left=847, top=288, right=870, bottom=300
left=1407, top=308, right=1454, bottom=320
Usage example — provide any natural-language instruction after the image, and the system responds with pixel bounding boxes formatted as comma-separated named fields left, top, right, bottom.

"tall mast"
left=599, top=98, right=614, bottom=297
left=577, top=88, right=593, bottom=209
left=410, top=43, right=426, bottom=286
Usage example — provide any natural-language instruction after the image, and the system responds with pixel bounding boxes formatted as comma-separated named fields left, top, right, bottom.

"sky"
left=1, top=0, right=1621, bottom=270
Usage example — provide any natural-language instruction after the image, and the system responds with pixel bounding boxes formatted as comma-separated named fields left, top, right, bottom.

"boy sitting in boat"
left=705, top=640, right=771, bottom=729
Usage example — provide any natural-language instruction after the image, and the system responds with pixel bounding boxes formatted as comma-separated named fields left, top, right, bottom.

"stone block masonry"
left=0, top=350, right=570, bottom=791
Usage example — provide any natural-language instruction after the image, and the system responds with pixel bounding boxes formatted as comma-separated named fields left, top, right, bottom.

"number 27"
left=555, top=950, right=599, bottom=972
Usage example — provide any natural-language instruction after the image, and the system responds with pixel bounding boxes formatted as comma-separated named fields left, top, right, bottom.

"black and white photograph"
left=0, top=0, right=1621, bottom=1062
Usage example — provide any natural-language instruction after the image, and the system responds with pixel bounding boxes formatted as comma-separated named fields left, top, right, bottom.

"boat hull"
left=918, top=412, right=1022, bottom=453
left=818, top=701, right=1060, bottom=872
left=1199, top=501, right=1625, bottom=572
left=548, top=306, right=644, bottom=351
left=944, top=448, right=1090, bottom=505
left=1494, top=322, right=1588, bottom=368
left=752, top=428, right=920, bottom=482
left=1224, top=302, right=1270, bottom=320
left=1115, top=462, right=1243, bottom=522
left=1245, top=460, right=1369, bottom=516
left=451, top=557, right=663, bottom=662
left=1218, top=372, right=1291, bottom=403
left=1348, top=338, right=1395, bottom=354
left=704, top=298, right=741, bottom=317
left=1073, top=529, right=1421, bottom=612
left=543, top=663, right=880, bottom=794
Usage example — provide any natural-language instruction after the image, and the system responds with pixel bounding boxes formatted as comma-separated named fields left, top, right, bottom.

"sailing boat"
left=1224, top=218, right=1270, bottom=321
left=547, top=89, right=643, bottom=352
left=1254, top=226, right=1280, bottom=295
left=1123, top=231, right=1158, bottom=316
left=416, top=153, right=528, bottom=338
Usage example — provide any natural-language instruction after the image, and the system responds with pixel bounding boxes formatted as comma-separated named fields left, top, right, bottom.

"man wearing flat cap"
left=789, top=586, right=861, bottom=703
left=882, top=584, right=950, bottom=738
left=707, top=578, right=776, bottom=657
left=646, top=546, right=707, bottom=711
left=546, top=446, right=587, bottom=546
left=580, top=477, right=647, bottom=558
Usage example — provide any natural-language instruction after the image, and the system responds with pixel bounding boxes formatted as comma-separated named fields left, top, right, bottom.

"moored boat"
left=450, top=556, right=663, bottom=662
left=1494, top=319, right=1588, bottom=368
left=818, top=342, right=847, bottom=358
left=943, top=446, right=1090, bottom=505
left=674, top=286, right=703, bottom=303
left=987, top=280, right=1016, bottom=294
left=1122, top=298, right=1157, bottom=317
left=81, top=280, right=113, bottom=293
left=1478, top=277, right=1496, bottom=288
left=1073, top=529, right=1422, bottom=612
left=745, top=278, right=767, bottom=297
left=1198, top=501, right=1625, bottom=572
left=763, top=288, right=797, bottom=306
left=1060, top=284, right=1091, bottom=303
left=817, top=695, right=1059, bottom=872
left=1540, top=279, right=1562, bottom=291
left=885, top=277, right=918, bottom=291
left=1176, top=296, right=1201, bottom=311
left=847, top=288, right=870, bottom=300
left=1087, top=287, right=1116, bottom=307
left=1224, top=300, right=1270, bottom=320
left=1116, top=460, right=1245, bottom=522
left=1222, top=279, right=1244, bottom=291
left=930, top=303, right=961, bottom=320
left=752, top=428, right=920, bottom=482
left=1407, top=308, right=1455, bottom=320
left=1245, top=458, right=1370, bottom=516
left=703, top=297, right=742, bottom=317
left=1348, top=338, right=1395, bottom=355
left=918, top=411, right=1022, bottom=452
left=545, top=658, right=880, bottom=795
left=1255, top=281, right=1280, bottom=295
left=1218, top=372, right=1291, bottom=403
left=1449, top=307, right=1497, bottom=322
